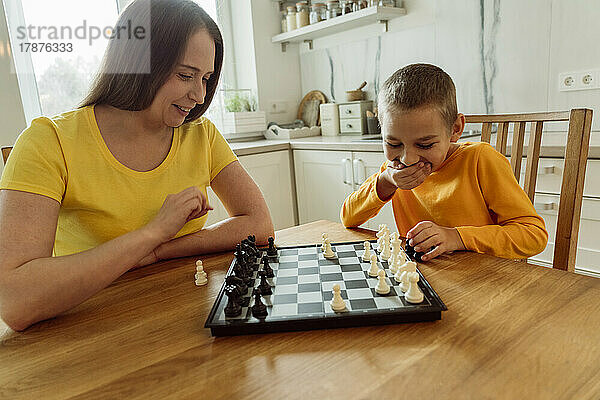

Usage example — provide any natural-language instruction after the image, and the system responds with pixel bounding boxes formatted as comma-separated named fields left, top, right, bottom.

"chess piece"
left=321, top=233, right=328, bottom=250
left=388, top=238, right=401, bottom=274
left=323, top=238, right=336, bottom=259
left=399, top=271, right=409, bottom=292
left=395, top=260, right=417, bottom=284
left=330, top=284, right=347, bottom=311
left=262, top=256, right=274, bottom=278
left=251, top=288, right=268, bottom=318
left=375, top=269, right=391, bottom=295
left=368, top=253, right=379, bottom=277
left=226, top=275, right=248, bottom=296
left=376, top=224, right=388, bottom=239
left=377, top=228, right=389, bottom=253
left=224, top=285, right=242, bottom=317
left=362, top=241, right=372, bottom=262
left=404, top=272, right=424, bottom=303
left=405, top=240, right=426, bottom=262
left=194, top=260, right=208, bottom=286
left=380, top=231, right=391, bottom=260
left=257, top=270, right=272, bottom=296
left=267, top=237, right=278, bottom=257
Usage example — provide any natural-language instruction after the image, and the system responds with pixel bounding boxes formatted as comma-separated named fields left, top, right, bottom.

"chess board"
left=205, top=240, right=447, bottom=336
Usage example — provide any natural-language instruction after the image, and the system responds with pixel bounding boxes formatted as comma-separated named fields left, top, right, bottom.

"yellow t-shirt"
left=340, top=142, right=548, bottom=259
left=0, top=105, right=238, bottom=256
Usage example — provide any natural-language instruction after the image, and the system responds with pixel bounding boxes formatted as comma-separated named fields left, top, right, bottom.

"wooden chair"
left=464, top=109, right=593, bottom=272
left=1, top=146, right=12, bottom=165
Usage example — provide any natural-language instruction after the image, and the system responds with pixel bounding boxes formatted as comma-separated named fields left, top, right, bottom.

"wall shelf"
left=272, top=6, right=406, bottom=51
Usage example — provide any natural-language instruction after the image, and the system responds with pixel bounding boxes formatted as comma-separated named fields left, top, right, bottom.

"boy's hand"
left=385, top=161, right=432, bottom=190
left=406, top=221, right=465, bottom=262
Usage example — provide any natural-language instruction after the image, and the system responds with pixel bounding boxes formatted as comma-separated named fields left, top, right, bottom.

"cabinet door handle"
left=534, top=202, right=557, bottom=212
left=341, top=158, right=352, bottom=185
left=353, top=158, right=365, bottom=184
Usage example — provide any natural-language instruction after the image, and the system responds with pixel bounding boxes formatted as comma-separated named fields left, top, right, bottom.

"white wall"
left=289, top=0, right=600, bottom=139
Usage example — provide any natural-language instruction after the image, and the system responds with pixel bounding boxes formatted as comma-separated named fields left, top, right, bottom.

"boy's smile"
left=381, top=105, right=465, bottom=173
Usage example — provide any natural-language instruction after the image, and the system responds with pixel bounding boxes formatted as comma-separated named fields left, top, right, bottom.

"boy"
left=340, top=64, right=548, bottom=262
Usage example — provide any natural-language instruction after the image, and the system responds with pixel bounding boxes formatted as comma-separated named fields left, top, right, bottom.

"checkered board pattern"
left=205, top=240, right=447, bottom=336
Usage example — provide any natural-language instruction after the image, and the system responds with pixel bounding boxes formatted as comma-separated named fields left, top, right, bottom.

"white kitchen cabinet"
left=351, top=152, right=397, bottom=230
left=293, top=150, right=354, bottom=224
left=205, top=150, right=296, bottom=230
left=293, top=149, right=395, bottom=230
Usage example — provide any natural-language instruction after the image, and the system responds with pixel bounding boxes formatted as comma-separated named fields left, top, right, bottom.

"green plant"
left=224, top=92, right=257, bottom=112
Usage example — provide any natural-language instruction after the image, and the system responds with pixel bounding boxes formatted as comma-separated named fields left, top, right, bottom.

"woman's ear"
left=450, top=113, right=465, bottom=142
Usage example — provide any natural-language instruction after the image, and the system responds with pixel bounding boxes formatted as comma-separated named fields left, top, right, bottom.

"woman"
left=0, top=0, right=273, bottom=331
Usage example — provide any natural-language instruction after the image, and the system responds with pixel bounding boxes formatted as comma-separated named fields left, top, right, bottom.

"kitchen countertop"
left=229, top=135, right=600, bottom=158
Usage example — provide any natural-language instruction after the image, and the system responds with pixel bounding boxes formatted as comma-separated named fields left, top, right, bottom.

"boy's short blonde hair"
left=378, top=63, right=458, bottom=130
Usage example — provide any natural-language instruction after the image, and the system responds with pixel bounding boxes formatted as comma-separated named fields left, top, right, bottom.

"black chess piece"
left=262, top=256, right=274, bottom=278
left=257, top=270, right=272, bottom=295
left=267, top=237, right=278, bottom=257
left=226, top=275, right=248, bottom=296
left=224, top=285, right=242, bottom=317
left=251, top=288, right=268, bottom=319
left=241, top=240, right=256, bottom=263
left=404, top=241, right=429, bottom=263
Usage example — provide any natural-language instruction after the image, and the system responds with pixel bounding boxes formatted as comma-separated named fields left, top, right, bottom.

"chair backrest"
left=464, top=109, right=593, bottom=272
left=1, top=146, right=12, bottom=165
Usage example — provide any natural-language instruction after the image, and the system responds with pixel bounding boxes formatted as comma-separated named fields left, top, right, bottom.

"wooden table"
left=1, top=220, right=599, bottom=399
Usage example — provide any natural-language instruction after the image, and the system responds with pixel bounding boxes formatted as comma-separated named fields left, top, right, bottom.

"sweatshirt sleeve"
left=456, top=144, right=548, bottom=259
left=340, top=161, right=389, bottom=227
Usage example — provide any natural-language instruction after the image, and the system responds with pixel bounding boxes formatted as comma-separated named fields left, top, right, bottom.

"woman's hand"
left=406, top=221, right=465, bottom=262
left=143, top=186, right=212, bottom=245
left=384, top=161, right=432, bottom=190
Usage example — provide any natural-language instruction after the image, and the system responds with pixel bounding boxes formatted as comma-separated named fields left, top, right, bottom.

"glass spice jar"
left=286, top=6, right=297, bottom=31
left=310, top=3, right=324, bottom=24
left=325, top=0, right=341, bottom=19
left=339, top=0, right=352, bottom=15
left=280, top=11, right=287, bottom=33
left=296, top=1, right=309, bottom=28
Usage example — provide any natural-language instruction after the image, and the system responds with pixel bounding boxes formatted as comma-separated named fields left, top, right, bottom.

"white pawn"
left=323, top=238, right=336, bottom=259
left=330, top=284, right=347, bottom=311
left=375, top=269, right=391, bottom=295
left=362, top=241, right=372, bottom=262
left=368, top=253, right=379, bottom=277
left=194, top=260, right=207, bottom=286
left=404, top=272, right=424, bottom=304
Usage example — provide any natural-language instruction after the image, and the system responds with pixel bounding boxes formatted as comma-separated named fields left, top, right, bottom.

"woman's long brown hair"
left=80, top=0, right=223, bottom=123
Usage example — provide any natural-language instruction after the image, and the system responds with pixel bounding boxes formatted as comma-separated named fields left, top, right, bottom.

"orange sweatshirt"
left=340, top=142, right=548, bottom=259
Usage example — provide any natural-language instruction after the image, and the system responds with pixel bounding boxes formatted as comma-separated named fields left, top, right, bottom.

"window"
left=5, top=0, right=230, bottom=129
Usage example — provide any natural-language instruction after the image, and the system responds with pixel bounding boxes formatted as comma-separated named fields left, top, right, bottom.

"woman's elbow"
left=0, top=298, right=34, bottom=332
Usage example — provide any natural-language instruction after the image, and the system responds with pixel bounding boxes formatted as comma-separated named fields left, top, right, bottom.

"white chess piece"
left=368, top=253, right=379, bottom=277
left=362, top=241, right=372, bottom=262
left=395, top=260, right=416, bottom=283
left=376, top=224, right=387, bottom=238
left=194, top=260, right=208, bottom=286
left=321, top=233, right=328, bottom=250
left=399, top=271, right=409, bottom=292
left=375, top=269, right=391, bottom=295
left=404, top=272, right=424, bottom=303
left=330, top=284, right=347, bottom=311
left=380, top=231, right=391, bottom=260
left=323, top=238, right=336, bottom=259
left=377, top=227, right=390, bottom=253
left=388, top=238, right=401, bottom=273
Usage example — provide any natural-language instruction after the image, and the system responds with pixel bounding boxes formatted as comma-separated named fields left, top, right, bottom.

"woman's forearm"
left=156, top=214, right=274, bottom=261
left=0, top=227, right=162, bottom=331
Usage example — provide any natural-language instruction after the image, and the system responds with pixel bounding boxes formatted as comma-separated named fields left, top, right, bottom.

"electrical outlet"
left=559, top=69, right=600, bottom=91
left=559, top=72, right=577, bottom=91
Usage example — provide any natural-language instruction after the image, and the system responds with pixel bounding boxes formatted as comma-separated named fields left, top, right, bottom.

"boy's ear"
left=450, top=113, right=466, bottom=142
